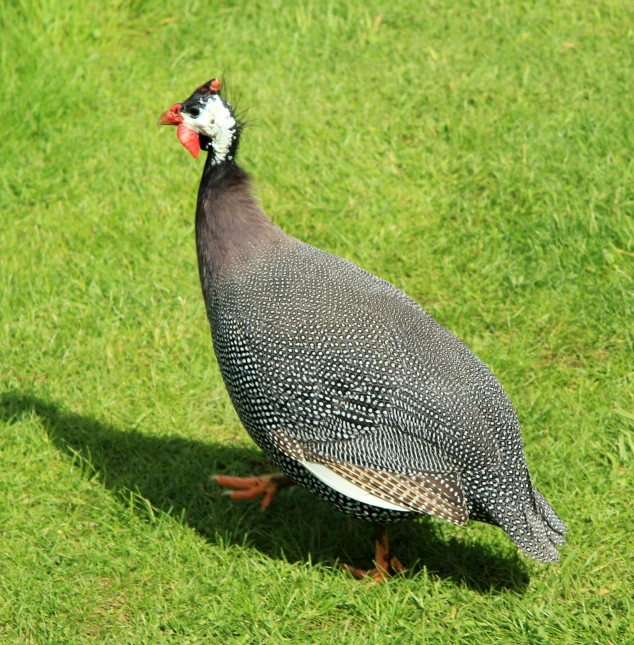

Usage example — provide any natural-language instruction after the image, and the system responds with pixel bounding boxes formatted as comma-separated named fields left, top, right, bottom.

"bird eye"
left=189, top=107, right=200, bottom=118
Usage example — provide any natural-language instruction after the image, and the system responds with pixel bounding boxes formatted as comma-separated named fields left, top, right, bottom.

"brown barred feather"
left=271, top=429, right=468, bottom=525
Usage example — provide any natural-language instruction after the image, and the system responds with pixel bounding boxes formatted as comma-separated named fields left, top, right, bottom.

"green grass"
left=1, top=0, right=633, bottom=642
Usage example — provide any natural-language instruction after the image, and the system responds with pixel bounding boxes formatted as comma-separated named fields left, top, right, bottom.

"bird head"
left=158, top=78, right=239, bottom=163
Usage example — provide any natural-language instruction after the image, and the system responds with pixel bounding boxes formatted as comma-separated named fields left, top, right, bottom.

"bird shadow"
left=1, top=390, right=529, bottom=594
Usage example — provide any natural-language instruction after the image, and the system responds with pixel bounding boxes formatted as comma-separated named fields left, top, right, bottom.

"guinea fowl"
left=158, top=78, right=567, bottom=580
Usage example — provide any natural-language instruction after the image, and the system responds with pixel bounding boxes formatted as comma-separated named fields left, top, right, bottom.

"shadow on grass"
left=1, top=391, right=529, bottom=593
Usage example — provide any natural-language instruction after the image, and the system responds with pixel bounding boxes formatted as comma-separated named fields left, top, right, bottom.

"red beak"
left=157, top=103, right=183, bottom=125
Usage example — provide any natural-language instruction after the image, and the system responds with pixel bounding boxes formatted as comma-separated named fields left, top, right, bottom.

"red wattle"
left=177, top=123, right=200, bottom=159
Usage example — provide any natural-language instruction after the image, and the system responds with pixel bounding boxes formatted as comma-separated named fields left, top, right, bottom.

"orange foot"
left=212, top=473, right=294, bottom=511
left=340, top=523, right=408, bottom=583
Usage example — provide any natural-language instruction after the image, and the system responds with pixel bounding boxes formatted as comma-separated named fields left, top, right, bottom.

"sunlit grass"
left=1, top=0, right=633, bottom=642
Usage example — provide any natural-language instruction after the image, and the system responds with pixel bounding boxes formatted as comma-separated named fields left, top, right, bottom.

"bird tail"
left=508, top=485, right=568, bottom=563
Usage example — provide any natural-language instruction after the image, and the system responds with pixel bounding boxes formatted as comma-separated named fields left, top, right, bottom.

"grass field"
left=1, top=0, right=634, bottom=642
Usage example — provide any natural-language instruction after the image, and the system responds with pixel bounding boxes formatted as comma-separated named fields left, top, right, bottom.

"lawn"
left=1, top=0, right=633, bottom=642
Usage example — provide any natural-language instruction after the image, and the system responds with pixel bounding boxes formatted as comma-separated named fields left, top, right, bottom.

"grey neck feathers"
left=195, top=155, right=287, bottom=296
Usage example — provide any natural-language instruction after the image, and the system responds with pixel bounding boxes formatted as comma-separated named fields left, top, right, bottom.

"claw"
left=341, top=524, right=407, bottom=583
left=213, top=474, right=294, bottom=511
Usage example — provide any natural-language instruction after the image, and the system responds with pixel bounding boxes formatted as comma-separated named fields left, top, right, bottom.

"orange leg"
left=212, top=473, right=294, bottom=511
left=340, top=524, right=407, bottom=583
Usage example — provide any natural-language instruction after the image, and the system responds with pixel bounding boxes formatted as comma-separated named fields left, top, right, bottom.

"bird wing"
left=215, top=245, right=513, bottom=524
left=225, top=304, right=501, bottom=525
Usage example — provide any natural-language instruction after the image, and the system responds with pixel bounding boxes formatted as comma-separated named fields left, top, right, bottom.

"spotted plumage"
left=159, top=79, right=567, bottom=566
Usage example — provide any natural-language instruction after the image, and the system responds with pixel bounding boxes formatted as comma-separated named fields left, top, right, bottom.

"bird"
left=158, top=78, right=567, bottom=580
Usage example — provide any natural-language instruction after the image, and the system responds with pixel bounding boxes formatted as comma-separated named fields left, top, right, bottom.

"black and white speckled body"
left=175, top=81, right=567, bottom=564
left=206, top=232, right=567, bottom=561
